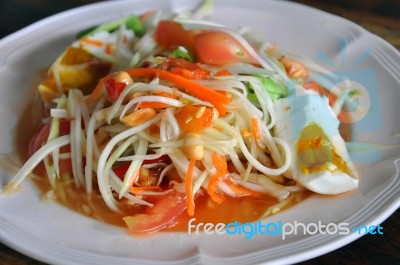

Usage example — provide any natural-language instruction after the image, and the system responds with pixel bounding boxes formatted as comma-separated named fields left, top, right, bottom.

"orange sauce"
left=166, top=195, right=278, bottom=232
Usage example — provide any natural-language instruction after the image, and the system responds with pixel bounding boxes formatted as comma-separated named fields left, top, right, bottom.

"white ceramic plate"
left=0, top=0, right=399, bottom=264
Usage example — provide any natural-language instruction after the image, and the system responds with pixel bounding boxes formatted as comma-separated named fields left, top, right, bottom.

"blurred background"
left=0, top=0, right=399, bottom=265
left=0, top=0, right=399, bottom=39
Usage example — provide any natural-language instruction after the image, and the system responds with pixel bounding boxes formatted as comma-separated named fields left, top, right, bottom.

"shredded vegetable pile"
left=6, top=0, right=359, bottom=232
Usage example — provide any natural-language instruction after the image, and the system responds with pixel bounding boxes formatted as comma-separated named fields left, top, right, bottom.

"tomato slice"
left=194, top=31, right=258, bottom=65
left=155, top=20, right=195, bottom=50
left=29, top=119, right=72, bottom=175
left=29, top=123, right=51, bottom=157
left=155, top=21, right=258, bottom=65
left=123, top=191, right=188, bottom=233
left=29, top=119, right=71, bottom=155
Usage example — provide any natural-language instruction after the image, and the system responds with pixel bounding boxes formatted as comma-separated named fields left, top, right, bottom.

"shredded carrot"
left=207, top=175, right=225, bottom=203
left=265, top=44, right=276, bottom=55
left=185, top=159, right=196, bottom=216
left=302, top=81, right=319, bottom=92
left=170, top=67, right=209, bottom=80
left=251, top=117, right=260, bottom=141
left=212, top=153, right=228, bottom=178
left=125, top=68, right=230, bottom=115
left=251, top=117, right=264, bottom=148
left=215, top=69, right=232, bottom=76
left=206, top=153, right=227, bottom=204
left=162, top=57, right=210, bottom=80
left=81, top=37, right=104, bottom=47
left=240, top=127, right=252, bottom=138
left=155, top=91, right=175, bottom=99
left=105, top=43, right=114, bottom=54
left=303, top=82, right=337, bottom=106
left=224, top=179, right=264, bottom=198
left=130, top=186, right=162, bottom=194
left=85, top=73, right=113, bottom=104
left=138, top=101, right=168, bottom=109
left=86, top=79, right=105, bottom=104
left=279, top=56, right=308, bottom=79
left=138, top=91, right=177, bottom=109
left=140, top=10, right=156, bottom=23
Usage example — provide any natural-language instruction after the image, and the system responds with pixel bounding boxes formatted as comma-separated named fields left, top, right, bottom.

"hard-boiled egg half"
left=274, top=88, right=359, bottom=195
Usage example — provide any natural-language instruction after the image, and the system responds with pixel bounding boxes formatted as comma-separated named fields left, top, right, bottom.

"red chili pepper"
left=105, top=79, right=127, bottom=101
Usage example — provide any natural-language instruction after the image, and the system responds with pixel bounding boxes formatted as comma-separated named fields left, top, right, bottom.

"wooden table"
left=0, top=0, right=399, bottom=264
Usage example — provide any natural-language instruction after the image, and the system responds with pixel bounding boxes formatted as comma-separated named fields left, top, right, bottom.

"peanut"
left=121, top=108, right=156, bottom=127
left=181, top=132, right=204, bottom=160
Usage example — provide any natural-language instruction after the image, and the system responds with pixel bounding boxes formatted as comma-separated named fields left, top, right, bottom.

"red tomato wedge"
left=29, top=123, right=51, bottom=157
left=29, top=119, right=72, bottom=175
left=29, top=120, right=71, bottom=155
left=155, top=20, right=195, bottom=50
left=123, top=191, right=188, bottom=233
left=155, top=21, right=258, bottom=65
left=194, top=31, right=258, bottom=65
